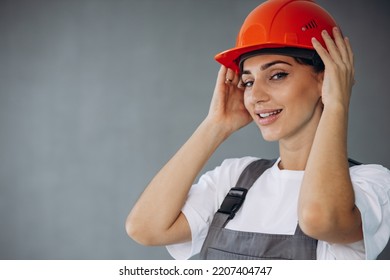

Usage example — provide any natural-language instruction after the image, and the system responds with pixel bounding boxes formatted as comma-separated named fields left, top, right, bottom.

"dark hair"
left=239, top=47, right=325, bottom=74
left=294, top=55, right=324, bottom=73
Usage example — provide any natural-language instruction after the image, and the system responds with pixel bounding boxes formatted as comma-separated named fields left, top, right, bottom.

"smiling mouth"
left=258, top=109, right=283, bottom=118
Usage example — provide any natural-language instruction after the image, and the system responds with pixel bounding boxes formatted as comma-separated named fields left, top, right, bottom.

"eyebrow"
left=241, top=60, right=293, bottom=75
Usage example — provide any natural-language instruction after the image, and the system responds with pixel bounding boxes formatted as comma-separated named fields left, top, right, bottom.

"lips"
left=259, top=109, right=282, bottom=118
left=255, top=109, right=283, bottom=125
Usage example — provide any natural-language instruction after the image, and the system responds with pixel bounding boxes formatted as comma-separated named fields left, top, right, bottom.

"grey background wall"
left=0, top=0, right=389, bottom=260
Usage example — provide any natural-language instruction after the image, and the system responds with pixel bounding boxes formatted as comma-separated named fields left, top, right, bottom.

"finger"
left=311, top=36, right=332, bottom=65
left=224, top=68, right=233, bottom=83
left=321, top=29, right=342, bottom=61
left=332, top=27, right=350, bottom=64
left=232, top=69, right=241, bottom=86
left=216, top=65, right=228, bottom=86
left=344, top=37, right=354, bottom=68
left=344, top=37, right=355, bottom=85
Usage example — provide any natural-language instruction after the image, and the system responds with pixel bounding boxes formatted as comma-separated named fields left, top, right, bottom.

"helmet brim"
left=215, top=43, right=317, bottom=73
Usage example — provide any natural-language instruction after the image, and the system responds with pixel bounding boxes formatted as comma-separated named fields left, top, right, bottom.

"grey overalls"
left=199, top=158, right=360, bottom=260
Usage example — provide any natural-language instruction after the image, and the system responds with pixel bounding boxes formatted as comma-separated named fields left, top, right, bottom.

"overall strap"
left=213, top=158, right=277, bottom=228
left=348, top=158, right=361, bottom=167
left=213, top=157, right=359, bottom=228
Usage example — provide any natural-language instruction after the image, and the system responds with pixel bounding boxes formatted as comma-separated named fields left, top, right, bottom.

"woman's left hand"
left=300, top=27, right=363, bottom=244
left=312, top=27, right=355, bottom=111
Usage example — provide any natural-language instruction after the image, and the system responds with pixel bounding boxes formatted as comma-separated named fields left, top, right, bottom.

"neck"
left=278, top=116, right=320, bottom=171
left=278, top=140, right=313, bottom=170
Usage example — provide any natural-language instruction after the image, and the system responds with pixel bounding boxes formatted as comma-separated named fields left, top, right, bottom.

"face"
left=241, top=54, right=324, bottom=143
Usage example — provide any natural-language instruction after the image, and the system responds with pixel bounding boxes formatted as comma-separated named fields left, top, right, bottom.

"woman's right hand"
left=127, top=66, right=253, bottom=247
left=206, top=66, right=253, bottom=137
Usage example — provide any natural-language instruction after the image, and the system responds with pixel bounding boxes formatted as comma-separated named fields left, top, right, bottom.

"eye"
left=239, top=80, right=254, bottom=88
left=270, top=72, right=289, bottom=80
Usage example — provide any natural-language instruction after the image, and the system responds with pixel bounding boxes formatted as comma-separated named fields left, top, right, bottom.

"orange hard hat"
left=215, top=0, right=338, bottom=72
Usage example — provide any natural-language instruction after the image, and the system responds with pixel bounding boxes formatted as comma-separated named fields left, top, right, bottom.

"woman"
left=126, top=0, right=390, bottom=259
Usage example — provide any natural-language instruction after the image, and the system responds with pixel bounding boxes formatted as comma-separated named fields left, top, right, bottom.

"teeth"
left=259, top=109, right=281, bottom=118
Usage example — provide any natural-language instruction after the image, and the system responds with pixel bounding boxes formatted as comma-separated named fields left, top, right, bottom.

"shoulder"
left=203, top=156, right=261, bottom=181
left=350, top=163, right=390, bottom=259
left=350, top=163, right=390, bottom=195
left=219, top=156, right=262, bottom=167
left=350, top=162, right=390, bottom=177
left=194, top=156, right=263, bottom=204
left=350, top=163, right=390, bottom=212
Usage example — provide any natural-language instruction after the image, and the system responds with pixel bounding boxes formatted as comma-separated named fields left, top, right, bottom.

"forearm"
left=299, top=104, right=362, bottom=242
left=127, top=65, right=249, bottom=245
left=126, top=119, right=228, bottom=244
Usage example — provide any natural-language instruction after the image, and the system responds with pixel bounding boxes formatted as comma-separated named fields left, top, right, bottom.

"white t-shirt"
left=167, top=157, right=390, bottom=260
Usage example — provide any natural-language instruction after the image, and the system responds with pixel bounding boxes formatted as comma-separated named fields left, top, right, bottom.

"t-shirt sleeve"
left=166, top=171, right=219, bottom=259
left=351, top=164, right=390, bottom=259
left=166, top=157, right=258, bottom=259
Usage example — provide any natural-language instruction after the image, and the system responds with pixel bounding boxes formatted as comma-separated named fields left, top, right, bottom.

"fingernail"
left=333, top=26, right=339, bottom=32
left=322, top=30, right=328, bottom=36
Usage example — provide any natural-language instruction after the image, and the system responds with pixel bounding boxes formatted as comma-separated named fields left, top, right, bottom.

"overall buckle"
left=217, top=187, right=248, bottom=219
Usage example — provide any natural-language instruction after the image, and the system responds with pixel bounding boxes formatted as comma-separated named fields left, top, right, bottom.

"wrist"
left=201, top=117, right=233, bottom=144
left=323, top=101, right=349, bottom=117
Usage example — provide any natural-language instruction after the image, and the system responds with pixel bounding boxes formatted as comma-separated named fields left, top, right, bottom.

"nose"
left=247, top=81, right=270, bottom=104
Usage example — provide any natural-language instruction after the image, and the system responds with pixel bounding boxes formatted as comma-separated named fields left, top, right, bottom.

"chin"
left=259, top=129, right=281, bottom=142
